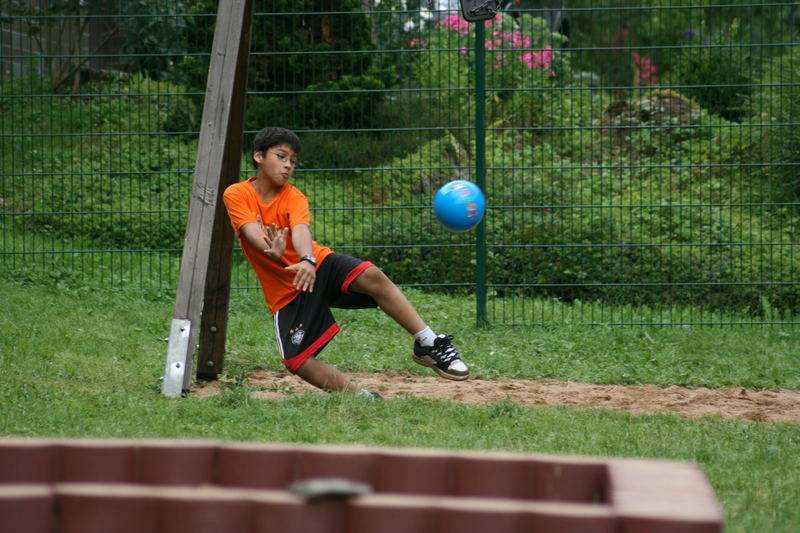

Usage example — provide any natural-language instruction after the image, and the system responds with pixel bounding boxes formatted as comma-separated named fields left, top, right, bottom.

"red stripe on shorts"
left=341, top=261, right=376, bottom=295
left=283, top=322, right=341, bottom=374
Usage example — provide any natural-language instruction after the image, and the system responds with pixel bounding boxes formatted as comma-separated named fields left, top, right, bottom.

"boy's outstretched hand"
left=286, top=261, right=316, bottom=292
left=262, top=225, right=288, bottom=260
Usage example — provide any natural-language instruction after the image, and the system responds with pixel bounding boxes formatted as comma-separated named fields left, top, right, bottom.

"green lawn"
left=1, top=278, right=798, bottom=532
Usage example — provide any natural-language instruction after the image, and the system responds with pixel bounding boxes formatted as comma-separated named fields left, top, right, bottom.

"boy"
left=222, top=127, right=469, bottom=396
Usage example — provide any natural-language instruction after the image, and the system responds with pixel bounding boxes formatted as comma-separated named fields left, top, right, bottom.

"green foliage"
left=170, top=1, right=217, bottom=89
left=117, top=0, right=192, bottom=82
left=1, top=0, right=192, bottom=91
left=175, top=0, right=400, bottom=163
left=665, top=19, right=753, bottom=121
left=0, top=76, right=51, bottom=114
left=565, top=0, right=797, bottom=91
left=415, top=13, right=570, bottom=117
left=600, top=90, right=713, bottom=159
left=358, top=218, right=479, bottom=292
left=346, top=82, right=800, bottom=317
left=2, top=74, right=196, bottom=250
left=3, top=5, right=797, bottom=321
left=243, top=0, right=391, bottom=134
left=300, top=71, right=388, bottom=129
left=748, top=52, right=800, bottom=200
left=1, top=0, right=87, bottom=92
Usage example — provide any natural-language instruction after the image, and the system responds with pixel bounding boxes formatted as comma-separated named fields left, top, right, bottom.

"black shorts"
left=273, top=253, right=378, bottom=373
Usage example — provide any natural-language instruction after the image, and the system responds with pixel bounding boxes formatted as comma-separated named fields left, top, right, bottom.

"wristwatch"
left=300, top=255, right=317, bottom=266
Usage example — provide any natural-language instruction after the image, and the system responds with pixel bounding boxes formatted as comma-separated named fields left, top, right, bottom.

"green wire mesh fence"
left=1, top=1, right=798, bottom=326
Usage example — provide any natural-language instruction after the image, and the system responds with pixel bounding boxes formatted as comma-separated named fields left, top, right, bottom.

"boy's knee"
left=353, top=266, right=391, bottom=292
left=362, top=265, right=386, bottom=281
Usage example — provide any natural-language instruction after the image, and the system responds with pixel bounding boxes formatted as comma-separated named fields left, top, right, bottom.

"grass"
left=1, top=277, right=799, bottom=532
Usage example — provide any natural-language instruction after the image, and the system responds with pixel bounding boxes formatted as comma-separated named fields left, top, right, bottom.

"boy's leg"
left=347, top=266, right=425, bottom=334
left=274, top=274, right=380, bottom=396
left=295, top=357, right=381, bottom=398
left=348, top=266, right=469, bottom=381
left=295, top=356, right=358, bottom=393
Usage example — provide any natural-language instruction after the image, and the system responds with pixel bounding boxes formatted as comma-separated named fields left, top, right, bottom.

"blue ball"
left=433, top=180, right=486, bottom=232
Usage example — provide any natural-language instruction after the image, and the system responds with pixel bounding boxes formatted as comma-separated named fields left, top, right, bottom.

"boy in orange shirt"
left=223, top=127, right=469, bottom=396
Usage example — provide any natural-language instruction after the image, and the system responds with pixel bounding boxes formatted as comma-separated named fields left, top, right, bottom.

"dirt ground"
left=193, top=370, right=800, bottom=423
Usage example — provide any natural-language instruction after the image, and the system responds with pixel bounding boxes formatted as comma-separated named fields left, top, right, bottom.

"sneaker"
left=413, top=334, right=469, bottom=381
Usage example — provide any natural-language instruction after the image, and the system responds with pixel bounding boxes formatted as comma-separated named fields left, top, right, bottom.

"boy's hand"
left=286, top=261, right=316, bottom=292
left=263, top=225, right=288, bottom=260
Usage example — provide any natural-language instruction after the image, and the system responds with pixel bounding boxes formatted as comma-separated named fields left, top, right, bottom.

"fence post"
left=161, top=0, right=254, bottom=397
left=475, top=20, right=488, bottom=327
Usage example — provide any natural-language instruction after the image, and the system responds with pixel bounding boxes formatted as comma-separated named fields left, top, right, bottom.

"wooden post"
left=162, top=0, right=254, bottom=397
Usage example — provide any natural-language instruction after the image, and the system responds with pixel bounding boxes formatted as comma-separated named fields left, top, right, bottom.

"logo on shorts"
left=290, top=324, right=305, bottom=345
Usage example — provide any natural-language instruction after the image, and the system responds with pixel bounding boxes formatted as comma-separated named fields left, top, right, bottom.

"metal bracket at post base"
left=161, top=318, right=193, bottom=398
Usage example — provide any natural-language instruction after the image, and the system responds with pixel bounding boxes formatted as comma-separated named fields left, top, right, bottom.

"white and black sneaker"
left=413, top=334, right=469, bottom=381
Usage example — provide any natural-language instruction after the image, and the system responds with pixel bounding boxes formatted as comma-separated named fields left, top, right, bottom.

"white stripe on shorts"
left=273, top=310, right=286, bottom=360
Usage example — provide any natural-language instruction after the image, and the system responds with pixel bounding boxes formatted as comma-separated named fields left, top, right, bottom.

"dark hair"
left=251, top=127, right=301, bottom=168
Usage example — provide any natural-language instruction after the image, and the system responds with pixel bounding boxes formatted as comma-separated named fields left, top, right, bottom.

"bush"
left=0, top=76, right=51, bottom=114
left=600, top=89, right=711, bottom=158
left=415, top=13, right=569, bottom=117
left=345, top=115, right=800, bottom=317
left=178, top=0, right=395, bottom=131
left=355, top=214, right=479, bottom=291
left=5, top=75, right=197, bottom=250
left=748, top=53, right=800, bottom=201
left=668, top=19, right=753, bottom=121
left=175, top=0, right=414, bottom=170
left=564, top=0, right=796, bottom=91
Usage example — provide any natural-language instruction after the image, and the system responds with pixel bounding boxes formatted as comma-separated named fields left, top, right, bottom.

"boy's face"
left=254, top=143, right=297, bottom=187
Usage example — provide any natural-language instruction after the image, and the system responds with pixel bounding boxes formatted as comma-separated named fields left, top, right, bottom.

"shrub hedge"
left=3, top=50, right=797, bottom=318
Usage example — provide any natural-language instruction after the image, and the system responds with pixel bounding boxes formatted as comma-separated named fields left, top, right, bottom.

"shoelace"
left=433, top=335, right=459, bottom=365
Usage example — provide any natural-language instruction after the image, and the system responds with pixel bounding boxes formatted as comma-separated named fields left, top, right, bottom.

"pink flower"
left=506, top=32, right=530, bottom=49
left=539, top=46, right=554, bottom=69
left=438, top=14, right=470, bottom=35
left=485, top=31, right=539, bottom=70
left=520, top=45, right=554, bottom=71
left=633, top=53, right=659, bottom=85
left=485, top=38, right=503, bottom=51
left=409, top=38, right=427, bottom=48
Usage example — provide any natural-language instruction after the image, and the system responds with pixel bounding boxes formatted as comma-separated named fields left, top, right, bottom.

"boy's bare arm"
left=290, top=223, right=314, bottom=258
left=239, top=222, right=287, bottom=260
left=286, top=223, right=316, bottom=292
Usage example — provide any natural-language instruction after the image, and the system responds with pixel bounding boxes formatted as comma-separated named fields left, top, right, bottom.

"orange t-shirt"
left=223, top=177, right=333, bottom=313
